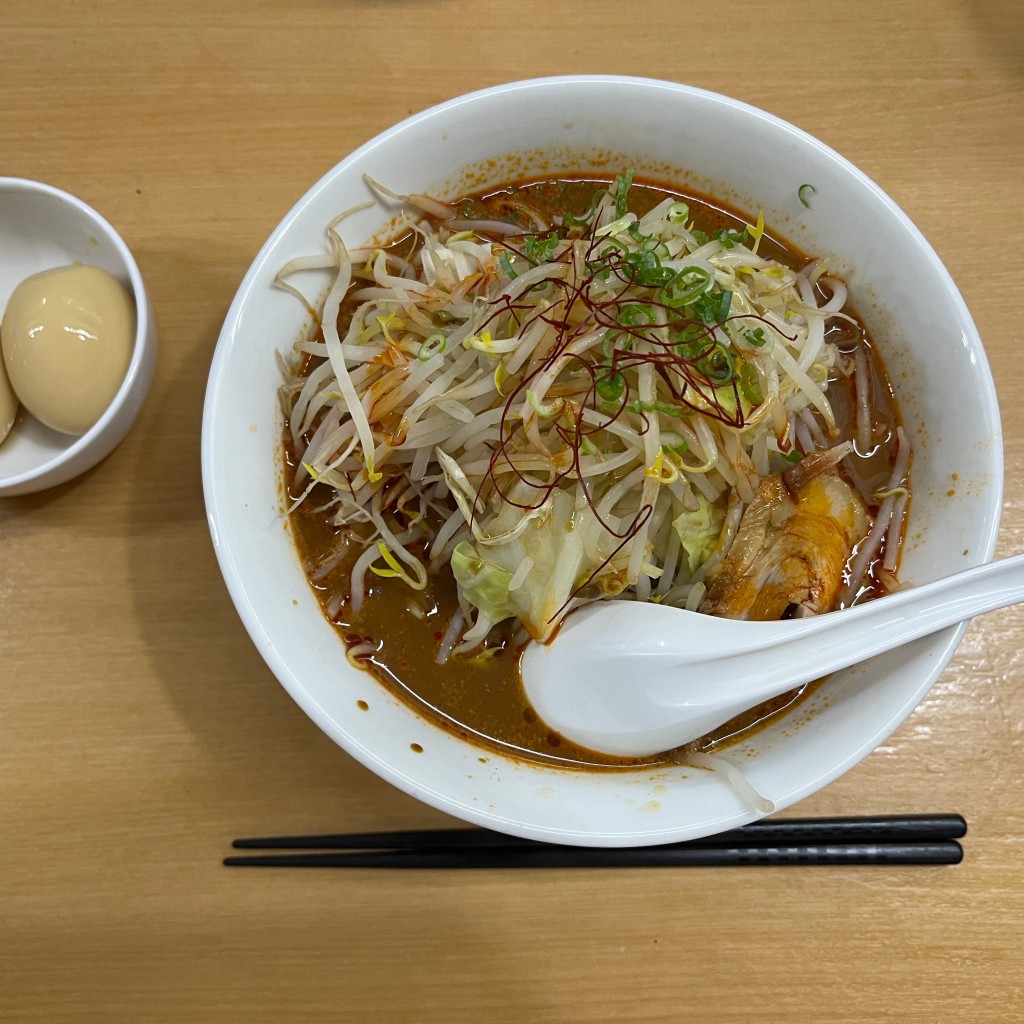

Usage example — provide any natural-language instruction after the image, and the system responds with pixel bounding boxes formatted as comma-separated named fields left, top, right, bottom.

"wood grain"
left=1, top=1, right=1022, bottom=1020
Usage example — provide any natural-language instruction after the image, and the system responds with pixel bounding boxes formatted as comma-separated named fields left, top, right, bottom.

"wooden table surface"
left=2, top=1, right=1022, bottom=1020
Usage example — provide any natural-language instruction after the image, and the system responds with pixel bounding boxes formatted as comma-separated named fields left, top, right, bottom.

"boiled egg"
left=0, top=355, right=17, bottom=445
left=1, top=264, right=135, bottom=436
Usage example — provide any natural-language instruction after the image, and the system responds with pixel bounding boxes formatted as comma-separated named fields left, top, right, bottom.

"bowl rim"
left=0, top=176, right=154, bottom=491
left=202, top=75, right=1004, bottom=844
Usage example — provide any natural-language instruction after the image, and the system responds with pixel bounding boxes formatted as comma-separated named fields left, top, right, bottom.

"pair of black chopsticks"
left=224, top=813, right=965, bottom=868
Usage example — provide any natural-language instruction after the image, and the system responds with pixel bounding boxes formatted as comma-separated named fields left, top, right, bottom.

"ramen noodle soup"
left=278, top=174, right=909, bottom=769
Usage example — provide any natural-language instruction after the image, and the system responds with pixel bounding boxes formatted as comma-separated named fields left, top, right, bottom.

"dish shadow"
left=0, top=461, right=97, bottom=516
left=124, top=240, right=446, bottom=831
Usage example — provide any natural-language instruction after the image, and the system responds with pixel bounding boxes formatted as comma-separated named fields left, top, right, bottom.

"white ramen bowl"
left=0, top=178, right=156, bottom=496
left=202, top=77, right=1002, bottom=846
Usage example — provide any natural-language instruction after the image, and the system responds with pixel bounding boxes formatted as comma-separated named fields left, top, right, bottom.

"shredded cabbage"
left=673, top=495, right=726, bottom=574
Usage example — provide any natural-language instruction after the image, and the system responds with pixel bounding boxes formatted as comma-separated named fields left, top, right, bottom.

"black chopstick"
left=224, top=841, right=962, bottom=868
left=224, top=814, right=966, bottom=868
left=230, top=813, right=966, bottom=851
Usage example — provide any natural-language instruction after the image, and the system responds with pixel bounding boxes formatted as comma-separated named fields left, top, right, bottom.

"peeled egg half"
left=1, top=264, right=135, bottom=436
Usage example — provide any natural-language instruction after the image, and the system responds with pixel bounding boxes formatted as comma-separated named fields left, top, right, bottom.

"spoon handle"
left=750, top=552, right=1024, bottom=695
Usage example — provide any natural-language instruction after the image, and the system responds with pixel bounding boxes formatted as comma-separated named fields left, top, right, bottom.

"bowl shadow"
left=124, top=240, right=450, bottom=833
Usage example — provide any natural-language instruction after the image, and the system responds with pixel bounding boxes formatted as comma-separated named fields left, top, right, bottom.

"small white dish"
left=0, top=178, right=156, bottom=496
left=203, top=77, right=1003, bottom=846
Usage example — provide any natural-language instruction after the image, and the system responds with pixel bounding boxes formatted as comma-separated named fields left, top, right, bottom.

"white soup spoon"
left=520, top=554, right=1024, bottom=757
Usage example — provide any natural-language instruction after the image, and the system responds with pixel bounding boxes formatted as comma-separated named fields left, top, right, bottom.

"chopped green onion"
left=715, top=227, right=748, bottom=250
left=601, top=330, right=634, bottom=357
left=700, top=342, right=735, bottom=385
left=690, top=228, right=710, bottom=246
left=599, top=238, right=628, bottom=257
left=743, top=327, right=768, bottom=347
left=667, top=202, right=690, bottom=224
left=523, top=233, right=559, bottom=263
left=661, top=266, right=712, bottom=308
left=798, top=184, right=817, bottom=209
left=596, top=371, right=626, bottom=403
left=562, top=190, right=605, bottom=229
left=617, top=303, right=655, bottom=326
left=613, top=170, right=634, bottom=218
left=626, top=220, right=659, bottom=252
left=783, top=449, right=804, bottom=463
left=693, top=289, right=733, bottom=324
left=674, top=323, right=710, bottom=352
left=417, top=333, right=447, bottom=361
left=498, top=253, right=517, bottom=279
left=622, top=247, right=675, bottom=287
